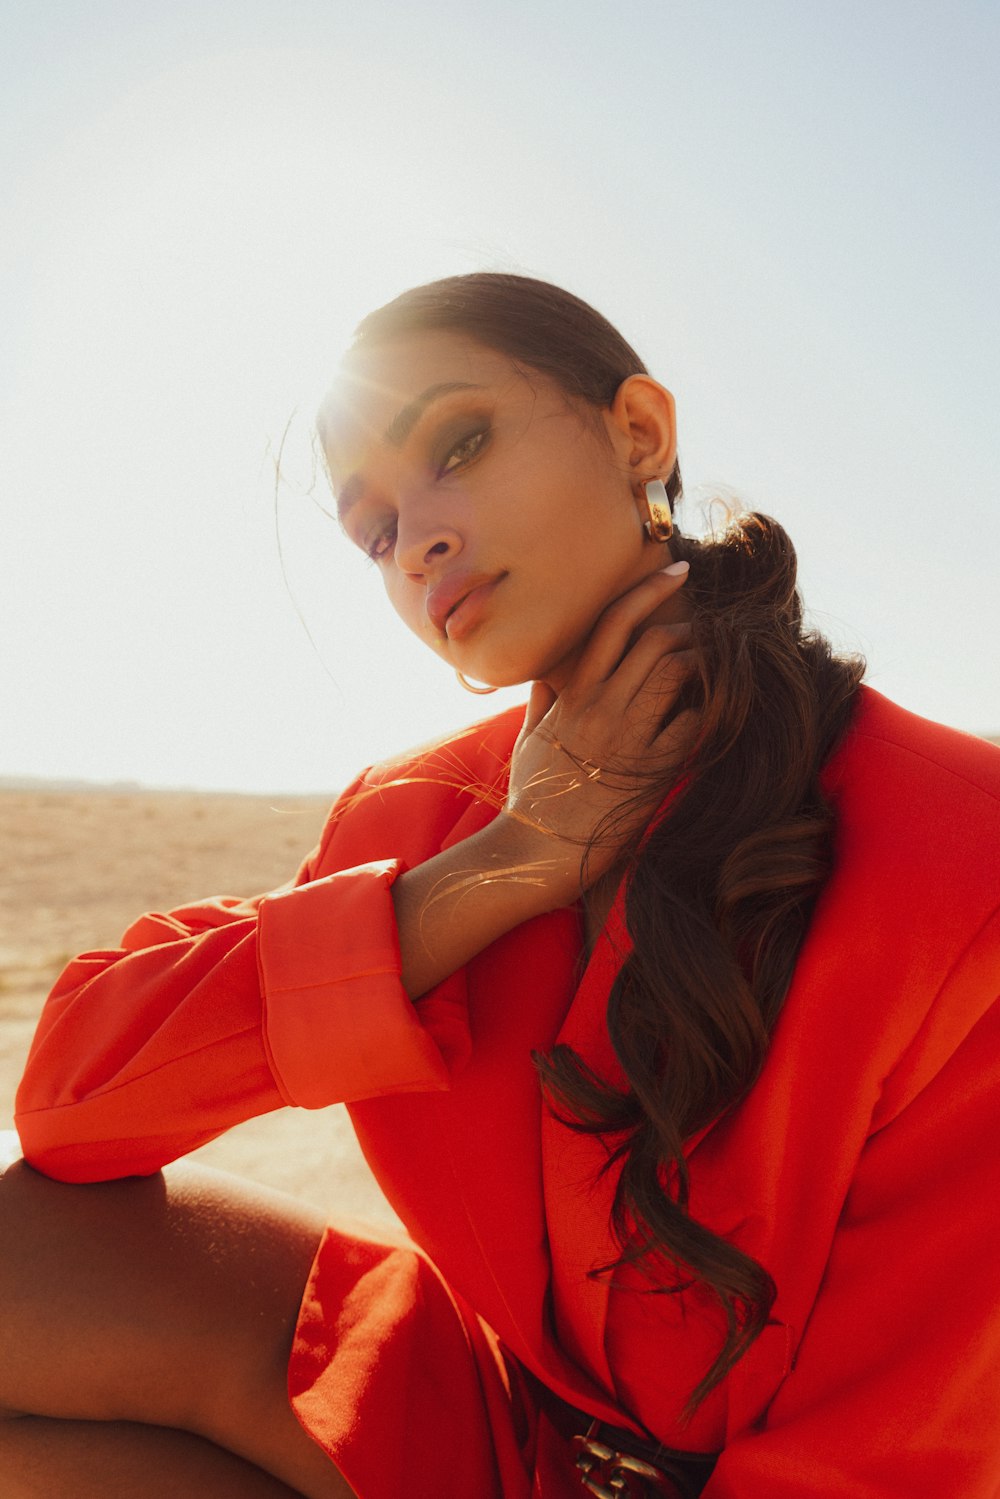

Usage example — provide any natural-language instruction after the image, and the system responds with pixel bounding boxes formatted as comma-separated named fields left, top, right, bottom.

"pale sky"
left=2, top=1, right=998, bottom=792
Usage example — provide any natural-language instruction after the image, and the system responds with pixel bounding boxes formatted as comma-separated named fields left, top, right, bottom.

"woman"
left=4, top=273, right=1000, bottom=1498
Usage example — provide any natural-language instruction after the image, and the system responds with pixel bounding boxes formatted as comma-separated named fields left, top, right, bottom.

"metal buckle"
left=573, top=1423, right=679, bottom=1497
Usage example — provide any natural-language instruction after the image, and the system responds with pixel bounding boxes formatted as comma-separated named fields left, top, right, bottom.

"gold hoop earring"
left=640, top=477, right=674, bottom=542
left=456, top=670, right=497, bottom=695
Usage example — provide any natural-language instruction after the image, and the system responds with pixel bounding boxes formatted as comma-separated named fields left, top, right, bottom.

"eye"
left=363, top=520, right=397, bottom=564
left=438, top=426, right=489, bottom=476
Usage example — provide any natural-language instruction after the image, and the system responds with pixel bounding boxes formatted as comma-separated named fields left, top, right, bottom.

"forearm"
left=392, top=812, right=578, bottom=999
left=16, top=854, right=460, bottom=1177
left=15, top=922, right=283, bottom=1178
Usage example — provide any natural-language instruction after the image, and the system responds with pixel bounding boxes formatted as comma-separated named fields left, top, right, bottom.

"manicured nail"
left=663, top=561, right=689, bottom=576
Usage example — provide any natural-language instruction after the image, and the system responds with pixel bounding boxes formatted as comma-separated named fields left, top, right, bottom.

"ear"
left=605, top=375, right=678, bottom=484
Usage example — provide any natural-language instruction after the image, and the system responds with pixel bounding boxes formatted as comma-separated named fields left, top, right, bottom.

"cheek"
left=539, top=454, right=631, bottom=543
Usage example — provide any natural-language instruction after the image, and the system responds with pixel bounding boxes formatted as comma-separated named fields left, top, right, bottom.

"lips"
left=426, top=571, right=505, bottom=637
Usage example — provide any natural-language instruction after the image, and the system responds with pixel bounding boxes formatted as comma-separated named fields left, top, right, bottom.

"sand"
left=0, top=785, right=399, bottom=1225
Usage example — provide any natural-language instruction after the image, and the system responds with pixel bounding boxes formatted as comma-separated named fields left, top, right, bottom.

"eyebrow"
left=336, top=381, right=483, bottom=519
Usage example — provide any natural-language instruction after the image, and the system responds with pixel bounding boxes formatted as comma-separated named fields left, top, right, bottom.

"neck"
left=541, top=570, right=693, bottom=696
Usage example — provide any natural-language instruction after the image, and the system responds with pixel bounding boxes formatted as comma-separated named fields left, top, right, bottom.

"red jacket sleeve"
left=14, top=778, right=450, bottom=1183
left=707, top=985, right=1000, bottom=1497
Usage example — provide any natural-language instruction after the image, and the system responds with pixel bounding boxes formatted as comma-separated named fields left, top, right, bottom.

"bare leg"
left=0, top=1418, right=313, bottom=1497
left=0, top=1157, right=356, bottom=1498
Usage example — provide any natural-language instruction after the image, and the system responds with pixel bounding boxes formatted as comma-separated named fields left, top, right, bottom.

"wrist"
left=391, top=813, right=580, bottom=1000
left=483, top=810, right=583, bottom=914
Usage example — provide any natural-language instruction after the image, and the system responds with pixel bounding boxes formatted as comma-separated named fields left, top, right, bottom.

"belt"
left=571, top=1418, right=717, bottom=1498
left=569, top=1415, right=719, bottom=1499
left=507, top=1356, right=718, bottom=1499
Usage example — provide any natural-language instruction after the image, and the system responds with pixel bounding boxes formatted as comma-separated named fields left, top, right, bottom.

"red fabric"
left=289, top=1220, right=538, bottom=1499
left=15, top=687, right=1000, bottom=1497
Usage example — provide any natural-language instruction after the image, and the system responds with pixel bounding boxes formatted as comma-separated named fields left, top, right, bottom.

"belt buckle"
left=573, top=1421, right=679, bottom=1498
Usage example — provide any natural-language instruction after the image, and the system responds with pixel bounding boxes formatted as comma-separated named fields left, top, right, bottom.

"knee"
left=0, top=1131, right=21, bottom=1176
left=0, top=1156, right=170, bottom=1425
left=0, top=1153, right=40, bottom=1285
left=0, top=1152, right=32, bottom=1421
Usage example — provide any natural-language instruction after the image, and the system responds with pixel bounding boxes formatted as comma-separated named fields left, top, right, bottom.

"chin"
left=444, top=646, right=538, bottom=690
left=451, top=625, right=586, bottom=692
left=454, top=662, right=531, bottom=690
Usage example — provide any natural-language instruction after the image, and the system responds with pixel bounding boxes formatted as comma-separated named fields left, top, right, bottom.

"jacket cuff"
left=258, top=860, right=450, bottom=1107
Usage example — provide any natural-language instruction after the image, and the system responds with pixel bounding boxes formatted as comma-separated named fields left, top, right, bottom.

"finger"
left=592, top=632, right=696, bottom=735
left=538, top=642, right=696, bottom=777
left=617, top=697, right=700, bottom=780
left=641, top=648, right=700, bottom=714
left=653, top=705, right=702, bottom=765
left=608, top=622, right=694, bottom=693
left=574, top=564, right=690, bottom=685
left=583, top=567, right=690, bottom=684
left=615, top=648, right=700, bottom=746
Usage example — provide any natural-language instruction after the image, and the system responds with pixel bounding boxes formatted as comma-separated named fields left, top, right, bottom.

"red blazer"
left=16, top=687, right=1000, bottom=1495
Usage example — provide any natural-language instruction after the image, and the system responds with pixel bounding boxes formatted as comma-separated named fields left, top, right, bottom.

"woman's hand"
left=392, top=564, right=696, bottom=998
left=501, top=563, right=697, bottom=905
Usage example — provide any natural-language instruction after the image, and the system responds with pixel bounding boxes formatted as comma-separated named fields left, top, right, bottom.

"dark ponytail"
left=536, top=511, right=863, bottom=1411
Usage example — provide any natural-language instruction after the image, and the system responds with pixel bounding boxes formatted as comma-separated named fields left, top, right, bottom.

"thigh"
left=0, top=1156, right=348, bottom=1496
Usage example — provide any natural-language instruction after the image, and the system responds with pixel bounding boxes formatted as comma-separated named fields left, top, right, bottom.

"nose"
left=394, top=503, right=464, bottom=577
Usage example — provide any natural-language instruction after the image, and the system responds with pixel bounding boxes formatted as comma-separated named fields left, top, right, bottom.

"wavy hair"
left=349, top=273, right=865, bottom=1415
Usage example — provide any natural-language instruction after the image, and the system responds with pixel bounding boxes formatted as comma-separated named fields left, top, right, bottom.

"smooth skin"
left=1, top=334, right=693, bottom=1493
left=0, top=1151, right=353, bottom=1498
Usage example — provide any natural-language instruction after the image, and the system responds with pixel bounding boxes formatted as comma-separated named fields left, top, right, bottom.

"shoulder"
left=312, top=703, right=526, bottom=869
left=361, top=702, right=527, bottom=792
left=806, top=687, right=1000, bottom=1115
left=831, top=685, right=1000, bottom=805
left=825, top=686, right=1000, bottom=860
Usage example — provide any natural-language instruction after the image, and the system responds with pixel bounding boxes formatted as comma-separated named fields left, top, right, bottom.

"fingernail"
left=663, top=561, right=689, bottom=576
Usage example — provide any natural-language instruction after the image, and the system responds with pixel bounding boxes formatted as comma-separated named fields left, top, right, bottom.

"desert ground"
left=0, top=784, right=399, bottom=1225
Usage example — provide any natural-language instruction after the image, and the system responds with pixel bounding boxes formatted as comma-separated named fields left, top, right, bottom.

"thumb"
left=521, top=679, right=557, bottom=738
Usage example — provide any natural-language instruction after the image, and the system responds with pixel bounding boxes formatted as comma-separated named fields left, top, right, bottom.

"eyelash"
left=364, top=528, right=396, bottom=565
left=437, top=426, right=488, bottom=476
left=362, top=425, right=490, bottom=564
